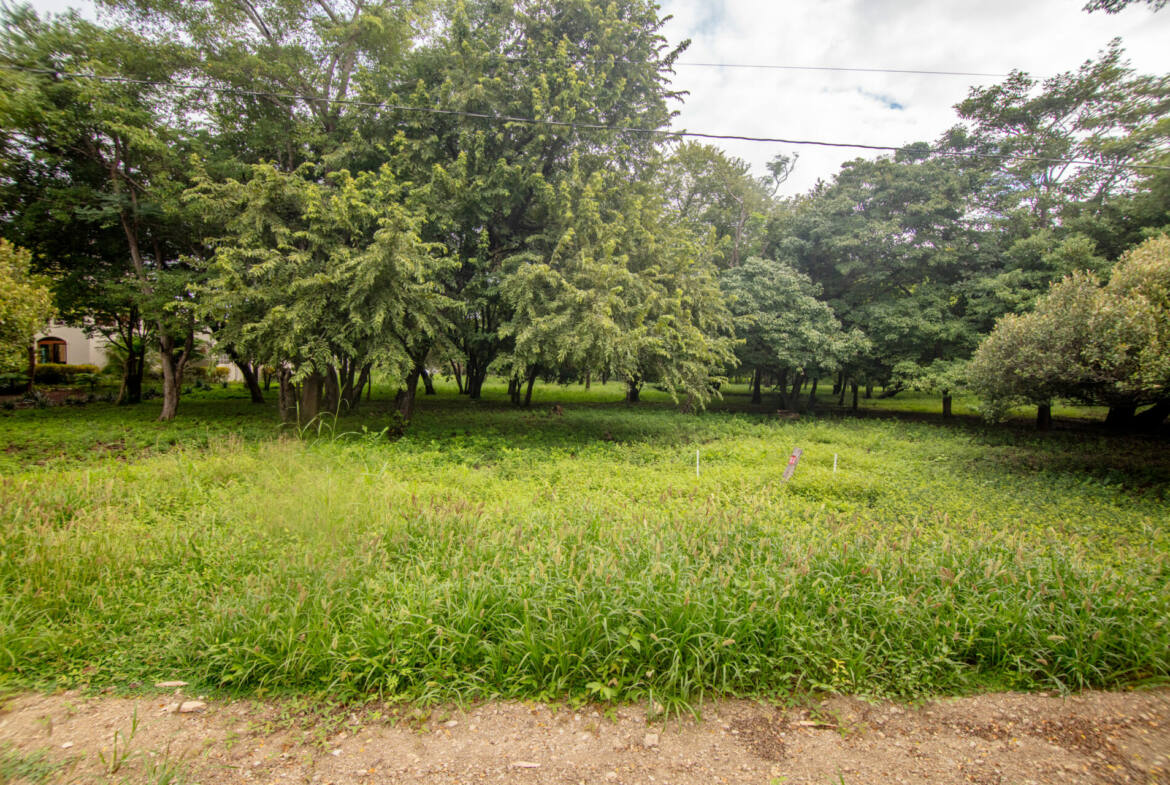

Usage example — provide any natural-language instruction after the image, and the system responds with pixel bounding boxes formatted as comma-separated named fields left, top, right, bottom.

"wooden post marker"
left=782, top=447, right=803, bottom=482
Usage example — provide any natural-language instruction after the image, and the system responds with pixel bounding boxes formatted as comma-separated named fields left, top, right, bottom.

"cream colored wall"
left=34, top=322, right=246, bottom=381
left=34, top=322, right=109, bottom=368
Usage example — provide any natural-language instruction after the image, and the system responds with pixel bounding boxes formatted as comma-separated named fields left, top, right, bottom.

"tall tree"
left=384, top=0, right=686, bottom=398
left=0, top=7, right=201, bottom=419
left=192, top=161, right=452, bottom=423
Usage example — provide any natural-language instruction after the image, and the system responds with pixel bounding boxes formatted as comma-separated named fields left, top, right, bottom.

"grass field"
left=0, top=380, right=1167, bottom=710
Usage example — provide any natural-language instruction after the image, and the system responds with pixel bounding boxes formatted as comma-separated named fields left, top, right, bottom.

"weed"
left=0, top=744, right=64, bottom=784
left=0, top=380, right=1167, bottom=709
left=98, top=708, right=139, bottom=775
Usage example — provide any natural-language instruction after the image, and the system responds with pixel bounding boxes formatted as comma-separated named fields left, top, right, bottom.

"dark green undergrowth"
left=0, top=383, right=1167, bottom=709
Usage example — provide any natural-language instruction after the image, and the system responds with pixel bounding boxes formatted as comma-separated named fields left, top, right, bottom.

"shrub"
left=0, top=372, right=27, bottom=394
left=33, top=363, right=101, bottom=385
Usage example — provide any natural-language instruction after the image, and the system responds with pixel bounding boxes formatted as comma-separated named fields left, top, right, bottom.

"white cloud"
left=18, top=0, right=1170, bottom=197
left=659, top=0, right=1170, bottom=194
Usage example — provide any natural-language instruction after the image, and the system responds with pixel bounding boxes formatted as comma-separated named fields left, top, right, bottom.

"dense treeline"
left=0, top=1, right=1167, bottom=428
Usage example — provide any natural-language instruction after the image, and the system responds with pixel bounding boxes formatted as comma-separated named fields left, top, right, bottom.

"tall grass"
left=0, top=388, right=1167, bottom=707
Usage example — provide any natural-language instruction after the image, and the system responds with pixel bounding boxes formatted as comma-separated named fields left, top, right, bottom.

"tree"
left=720, top=257, right=850, bottom=408
left=0, top=7, right=201, bottom=420
left=0, top=239, right=53, bottom=386
left=773, top=147, right=986, bottom=396
left=499, top=160, right=735, bottom=409
left=659, top=143, right=784, bottom=269
left=386, top=0, right=686, bottom=399
left=192, top=162, right=452, bottom=423
left=970, top=235, right=1170, bottom=430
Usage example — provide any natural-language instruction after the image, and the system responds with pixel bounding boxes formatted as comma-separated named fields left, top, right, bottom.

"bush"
left=0, top=372, right=27, bottom=394
left=209, top=365, right=231, bottom=382
left=33, top=363, right=101, bottom=385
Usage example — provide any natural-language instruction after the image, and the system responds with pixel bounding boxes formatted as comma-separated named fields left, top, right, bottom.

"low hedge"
left=33, top=363, right=102, bottom=384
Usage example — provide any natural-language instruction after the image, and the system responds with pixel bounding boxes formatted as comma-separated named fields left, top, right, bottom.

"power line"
left=507, top=57, right=1010, bottom=78
left=5, top=65, right=1169, bottom=172
left=673, top=62, right=1010, bottom=78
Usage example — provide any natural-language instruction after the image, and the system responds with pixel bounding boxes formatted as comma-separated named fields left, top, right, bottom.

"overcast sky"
left=20, top=0, right=1170, bottom=195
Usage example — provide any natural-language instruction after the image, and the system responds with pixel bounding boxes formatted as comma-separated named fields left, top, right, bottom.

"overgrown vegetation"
left=1, top=388, right=1166, bottom=709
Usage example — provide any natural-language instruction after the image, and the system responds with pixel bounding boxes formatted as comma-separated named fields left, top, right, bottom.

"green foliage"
left=0, top=239, right=53, bottom=371
left=721, top=257, right=854, bottom=378
left=193, top=161, right=452, bottom=385
left=971, top=235, right=1170, bottom=418
left=0, top=388, right=1167, bottom=706
left=31, top=363, right=100, bottom=384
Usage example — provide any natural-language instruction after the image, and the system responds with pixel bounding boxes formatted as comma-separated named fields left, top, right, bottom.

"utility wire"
left=501, top=57, right=1011, bottom=78
left=5, top=65, right=1169, bottom=172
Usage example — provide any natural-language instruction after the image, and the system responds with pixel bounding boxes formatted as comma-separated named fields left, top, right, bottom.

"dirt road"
left=1, top=688, right=1167, bottom=784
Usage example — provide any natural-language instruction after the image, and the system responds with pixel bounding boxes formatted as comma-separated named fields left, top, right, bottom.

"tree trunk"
left=626, top=378, right=641, bottom=403
left=277, top=367, right=297, bottom=424
left=751, top=367, right=762, bottom=405
left=1036, top=403, right=1052, bottom=431
left=322, top=365, right=340, bottom=414
left=396, top=366, right=421, bottom=420
left=450, top=361, right=464, bottom=394
left=865, top=383, right=873, bottom=399
left=235, top=360, right=265, bottom=404
left=300, top=370, right=323, bottom=425
left=832, top=372, right=843, bottom=396
left=851, top=381, right=859, bottom=412
left=342, top=363, right=371, bottom=412
left=584, top=371, right=591, bottom=390
left=1135, top=399, right=1170, bottom=430
left=508, top=375, right=520, bottom=406
left=421, top=366, right=436, bottom=395
left=263, top=366, right=273, bottom=392
left=523, top=368, right=537, bottom=407
left=25, top=343, right=35, bottom=395
left=118, top=346, right=145, bottom=406
left=878, top=385, right=903, bottom=399
left=942, top=391, right=953, bottom=419
left=806, top=377, right=818, bottom=413
left=790, top=372, right=804, bottom=402
left=776, top=367, right=789, bottom=409
left=157, top=330, right=193, bottom=422
left=838, top=375, right=847, bottom=407
left=466, top=365, right=488, bottom=400
left=1105, top=404, right=1136, bottom=430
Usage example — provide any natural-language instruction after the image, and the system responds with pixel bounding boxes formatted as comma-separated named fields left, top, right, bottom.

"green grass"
left=0, top=380, right=1167, bottom=710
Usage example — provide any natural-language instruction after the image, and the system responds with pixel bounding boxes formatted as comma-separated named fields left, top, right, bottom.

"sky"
left=20, top=0, right=1170, bottom=196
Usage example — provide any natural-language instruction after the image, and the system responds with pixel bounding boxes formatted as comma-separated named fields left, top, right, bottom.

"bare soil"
left=1, top=688, right=1167, bottom=784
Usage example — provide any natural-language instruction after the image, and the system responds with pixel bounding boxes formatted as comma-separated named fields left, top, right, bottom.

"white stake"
left=833, top=453, right=838, bottom=473
left=696, top=449, right=700, bottom=478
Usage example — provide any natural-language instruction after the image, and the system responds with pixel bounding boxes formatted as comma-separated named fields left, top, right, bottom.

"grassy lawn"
left=0, top=381, right=1167, bottom=709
